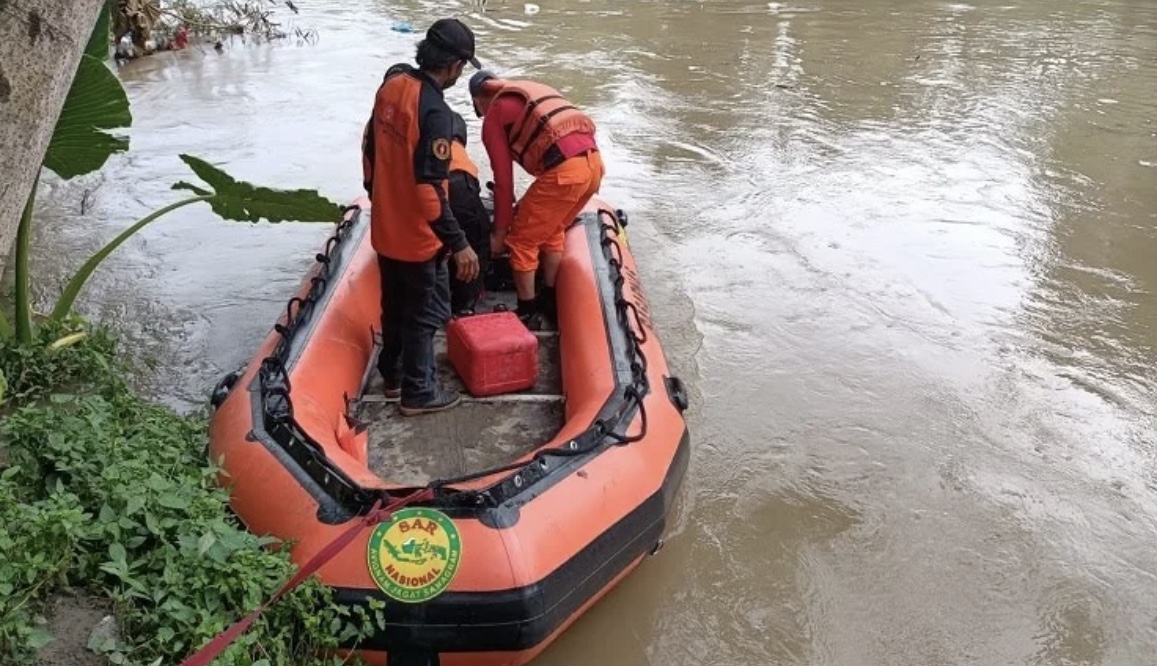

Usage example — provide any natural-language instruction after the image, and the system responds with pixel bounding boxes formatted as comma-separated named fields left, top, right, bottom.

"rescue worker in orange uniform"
left=467, top=70, right=605, bottom=329
left=446, top=110, right=492, bottom=316
left=361, top=18, right=482, bottom=415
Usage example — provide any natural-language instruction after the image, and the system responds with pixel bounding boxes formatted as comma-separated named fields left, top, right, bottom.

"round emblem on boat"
left=367, top=507, right=462, bottom=603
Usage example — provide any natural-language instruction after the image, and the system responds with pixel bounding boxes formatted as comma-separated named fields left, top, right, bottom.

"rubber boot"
left=516, top=298, right=544, bottom=331
left=537, top=285, right=558, bottom=328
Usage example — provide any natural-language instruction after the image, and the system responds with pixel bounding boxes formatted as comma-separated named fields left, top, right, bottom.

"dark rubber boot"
left=537, top=285, right=557, bottom=328
left=515, top=298, right=544, bottom=331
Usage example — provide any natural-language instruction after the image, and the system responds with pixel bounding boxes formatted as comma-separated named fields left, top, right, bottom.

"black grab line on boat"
left=229, top=203, right=660, bottom=526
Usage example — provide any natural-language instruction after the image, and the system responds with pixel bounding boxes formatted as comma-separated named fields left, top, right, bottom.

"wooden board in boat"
left=353, top=291, right=565, bottom=486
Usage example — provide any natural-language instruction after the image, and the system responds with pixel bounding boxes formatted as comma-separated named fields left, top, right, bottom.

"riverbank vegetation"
left=1, top=4, right=372, bottom=665
left=0, top=321, right=385, bottom=665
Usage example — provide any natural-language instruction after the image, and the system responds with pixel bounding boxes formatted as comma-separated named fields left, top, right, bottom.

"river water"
left=24, top=0, right=1157, bottom=663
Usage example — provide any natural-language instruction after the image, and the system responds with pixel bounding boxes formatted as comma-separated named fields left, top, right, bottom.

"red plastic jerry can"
left=446, top=311, right=538, bottom=397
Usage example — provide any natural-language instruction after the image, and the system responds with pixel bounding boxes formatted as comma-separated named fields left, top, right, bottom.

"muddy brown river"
left=22, top=0, right=1157, bottom=663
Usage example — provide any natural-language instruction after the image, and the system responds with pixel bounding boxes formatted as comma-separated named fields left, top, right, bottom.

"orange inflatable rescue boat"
left=206, top=193, right=691, bottom=665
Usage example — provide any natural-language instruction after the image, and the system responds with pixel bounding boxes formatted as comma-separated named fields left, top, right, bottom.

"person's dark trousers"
left=447, top=170, right=492, bottom=314
left=377, top=254, right=451, bottom=406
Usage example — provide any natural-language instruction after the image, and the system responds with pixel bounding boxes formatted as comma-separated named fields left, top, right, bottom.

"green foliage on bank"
left=0, top=322, right=384, bottom=665
left=2, top=6, right=364, bottom=662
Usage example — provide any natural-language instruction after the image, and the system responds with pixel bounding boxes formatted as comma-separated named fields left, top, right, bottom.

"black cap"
left=426, top=18, right=481, bottom=69
left=450, top=111, right=468, bottom=145
left=469, top=69, right=498, bottom=97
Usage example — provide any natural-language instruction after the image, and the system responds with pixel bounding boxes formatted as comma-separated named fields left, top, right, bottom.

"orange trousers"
left=506, top=150, right=605, bottom=273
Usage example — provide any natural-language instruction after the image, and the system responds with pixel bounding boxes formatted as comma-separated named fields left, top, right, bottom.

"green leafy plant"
left=1, top=5, right=369, bottom=663
left=1, top=4, right=343, bottom=344
left=41, top=13, right=131, bottom=181
left=49, top=154, right=342, bottom=323
left=2, top=4, right=130, bottom=345
left=1, top=4, right=367, bottom=664
left=1, top=327, right=385, bottom=665
left=0, top=318, right=115, bottom=407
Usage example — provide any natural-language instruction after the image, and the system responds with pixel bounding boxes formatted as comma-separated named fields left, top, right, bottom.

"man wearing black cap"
left=360, top=18, right=484, bottom=415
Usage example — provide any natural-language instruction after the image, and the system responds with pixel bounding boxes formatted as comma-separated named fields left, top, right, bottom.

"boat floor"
left=353, top=289, right=565, bottom=486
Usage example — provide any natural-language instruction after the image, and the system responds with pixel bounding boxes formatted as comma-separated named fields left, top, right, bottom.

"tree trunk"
left=0, top=0, right=105, bottom=274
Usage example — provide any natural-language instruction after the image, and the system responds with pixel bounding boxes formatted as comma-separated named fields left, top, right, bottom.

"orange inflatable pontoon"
left=206, top=194, right=690, bottom=665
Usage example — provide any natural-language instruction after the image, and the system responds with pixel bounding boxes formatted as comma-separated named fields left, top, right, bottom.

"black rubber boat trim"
left=232, top=207, right=650, bottom=526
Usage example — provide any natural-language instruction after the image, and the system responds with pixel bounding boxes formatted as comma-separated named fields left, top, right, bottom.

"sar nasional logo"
left=367, top=507, right=462, bottom=603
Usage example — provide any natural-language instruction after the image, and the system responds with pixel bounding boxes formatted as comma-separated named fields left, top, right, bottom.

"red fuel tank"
left=446, top=311, right=538, bottom=397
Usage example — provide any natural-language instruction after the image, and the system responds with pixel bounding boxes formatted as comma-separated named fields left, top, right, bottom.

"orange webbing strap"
left=178, top=487, right=436, bottom=666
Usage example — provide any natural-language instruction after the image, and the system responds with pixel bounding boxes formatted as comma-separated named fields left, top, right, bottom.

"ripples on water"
left=19, top=0, right=1157, bottom=663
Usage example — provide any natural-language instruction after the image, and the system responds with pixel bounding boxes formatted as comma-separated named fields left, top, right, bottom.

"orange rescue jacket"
left=362, top=65, right=467, bottom=261
left=494, top=80, right=597, bottom=176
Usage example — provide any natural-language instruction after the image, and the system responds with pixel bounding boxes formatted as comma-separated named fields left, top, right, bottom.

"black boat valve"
left=210, top=366, right=244, bottom=409
left=664, top=375, right=689, bottom=412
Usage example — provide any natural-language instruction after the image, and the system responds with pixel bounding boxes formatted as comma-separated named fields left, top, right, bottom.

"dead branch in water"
left=113, top=0, right=317, bottom=58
